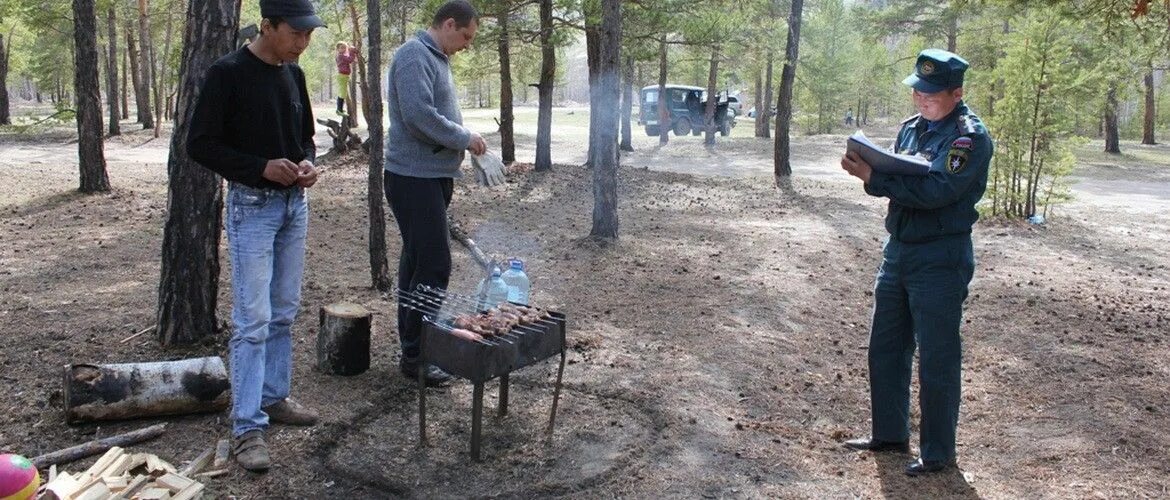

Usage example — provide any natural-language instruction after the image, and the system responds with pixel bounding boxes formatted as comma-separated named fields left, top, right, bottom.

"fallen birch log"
left=30, top=423, right=167, bottom=468
left=63, top=357, right=230, bottom=424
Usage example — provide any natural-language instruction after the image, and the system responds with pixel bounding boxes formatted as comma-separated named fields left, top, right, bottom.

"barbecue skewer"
left=390, top=293, right=500, bottom=345
left=403, top=289, right=544, bottom=337
left=417, top=284, right=556, bottom=323
left=392, top=291, right=522, bottom=343
left=414, top=286, right=556, bottom=329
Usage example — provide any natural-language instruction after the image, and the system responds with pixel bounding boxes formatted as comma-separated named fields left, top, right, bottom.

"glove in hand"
left=471, top=151, right=507, bottom=187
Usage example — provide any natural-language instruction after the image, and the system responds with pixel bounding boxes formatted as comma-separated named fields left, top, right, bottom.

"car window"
left=644, top=91, right=658, bottom=103
left=671, top=90, right=686, bottom=103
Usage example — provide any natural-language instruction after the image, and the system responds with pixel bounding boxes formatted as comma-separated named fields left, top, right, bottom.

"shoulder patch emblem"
left=947, top=148, right=969, bottom=174
left=951, top=136, right=973, bottom=150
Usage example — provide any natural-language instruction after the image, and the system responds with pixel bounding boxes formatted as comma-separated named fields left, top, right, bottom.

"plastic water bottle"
left=482, top=267, right=509, bottom=309
left=500, top=258, right=530, bottom=305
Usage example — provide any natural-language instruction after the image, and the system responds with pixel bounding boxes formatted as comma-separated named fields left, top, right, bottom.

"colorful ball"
left=0, top=454, right=39, bottom=500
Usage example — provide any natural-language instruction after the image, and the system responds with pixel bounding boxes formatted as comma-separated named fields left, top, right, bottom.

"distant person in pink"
left=335, top=41, right=358, bottom=116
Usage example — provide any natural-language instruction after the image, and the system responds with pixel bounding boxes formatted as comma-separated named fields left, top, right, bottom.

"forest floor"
left=1, top=104, right=1169, bottom=499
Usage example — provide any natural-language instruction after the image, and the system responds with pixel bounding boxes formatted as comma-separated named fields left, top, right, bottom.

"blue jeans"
left=225, top=183, right=309, bottom=437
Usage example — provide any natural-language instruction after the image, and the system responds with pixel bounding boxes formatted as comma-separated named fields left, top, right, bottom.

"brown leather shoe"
left=263, top=398, right=319, bottom=426
left=233, top=430, right=271, bottom=472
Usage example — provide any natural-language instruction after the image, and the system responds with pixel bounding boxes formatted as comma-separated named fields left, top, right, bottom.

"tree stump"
left=317, top=303, right=372, bottom=376
left=316, top=117, right=363, bottom=154
left=63, top=357, right=230, bottom=424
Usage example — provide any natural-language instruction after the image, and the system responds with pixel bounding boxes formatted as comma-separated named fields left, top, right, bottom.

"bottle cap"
left=509, top=258, right=524, bottom=270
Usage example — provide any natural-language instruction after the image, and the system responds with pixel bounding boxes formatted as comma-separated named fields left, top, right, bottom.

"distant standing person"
left=845, top=108, right=854, bottom=126
left=384, top=0, right=503, bottom=386
left=839, top=48, right=993, bottom=476
left=186, top=0, right=326, bottom=472
left=335, top=41, right=358, bottom=116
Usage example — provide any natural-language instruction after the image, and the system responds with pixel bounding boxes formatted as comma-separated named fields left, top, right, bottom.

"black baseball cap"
left=260, top=0, right=327, bottom=31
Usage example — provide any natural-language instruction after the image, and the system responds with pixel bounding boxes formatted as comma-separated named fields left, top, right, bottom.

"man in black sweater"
left=186, top=0, right=324, bottom=472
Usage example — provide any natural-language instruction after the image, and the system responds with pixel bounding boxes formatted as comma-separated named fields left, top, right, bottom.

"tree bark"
left=121, top=42, right=129, bottom=118
left=703, top=46, right=718, bottom=146
left=589, top=0, right=621, bottom=240
left=73, top=0, right=111, bottom=193
left=159, top=0, right=177, bottom=123
left=534, top=0, right=554, bottom=172
left=1143, top=64, right=1156, bottom=145
left=317, top=303, right=372, bottom=376
left=657, top=37, right=669, bottom=145
left=157, top=0, right=239, bottom=346
left=366, top=0, right=391, bottom=292
left=774, top=0, right=804, bottom=179
left=585, top=21, right=600, bottom=166
left=1104, top=83, right=1120, bottom=154
left=126, top=25, right=153, bottom=127
left=139, top=0, right=158, bottom=134
left=347, top=1, right=369, bottom=125
left=755, top=49, right=773, bottom=138
left=0, top=34, right=10, bottom=125
left=497, top=0, right=516, bottom=163
left=619, top=55, right=634, bottom=152
left=106, top=7, right=121, bottom=136
left=63, top=357, right=230, bottom=423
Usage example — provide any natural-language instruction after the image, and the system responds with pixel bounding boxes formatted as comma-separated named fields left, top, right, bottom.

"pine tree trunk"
left=106, top=7, right=121, bottom=136
left=366, top=0, right=391, bottom=292
left=534, top=0, right=554, bottom=172
left=585, top=21, right=600, bottom=166
left=121, top=44, right=129, bottom=118
left=73, top=0, right=111, bottom=193
left=703, top=46, right=718, bottom=146
left=139, top=0, right=160, bottom=137
left=157, top=0, right=240, bottom=346
left=774, top=0, right=803, bottom=180
left=657, top=38, right=669, bottom=145
left=497, top=1, right=516, bottom=163
left=159, top=0, right=176, bottom=123
left=0, top=34, right=10, bottom=125
left=1143, top=65, right=1156, bottom=145
left=347, top=1, right=369, bottom=125
left=1104, top=84, right=1120, bottom=154
left=126, top=26, right=153, bottom=127
left=589, top=0, right=620, bottom=240
left=619, top=55, right=634, bottom=152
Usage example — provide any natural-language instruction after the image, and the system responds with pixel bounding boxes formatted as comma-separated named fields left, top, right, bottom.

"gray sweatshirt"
left=384, top=30, right=471, bottom=178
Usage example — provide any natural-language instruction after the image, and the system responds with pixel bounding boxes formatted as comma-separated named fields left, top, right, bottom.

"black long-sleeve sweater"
left=187, top=46, right=316, bottom=189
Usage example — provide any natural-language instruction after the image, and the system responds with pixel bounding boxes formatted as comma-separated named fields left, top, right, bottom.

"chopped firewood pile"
left=39, top=441, right=229, bottom=500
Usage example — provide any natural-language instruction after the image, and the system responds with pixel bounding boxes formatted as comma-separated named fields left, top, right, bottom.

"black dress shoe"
left=843, top=437, right=910, bottom=453
left=904, top=457, right=956, bottom=476
left=400, top=360, right=454, bottom=387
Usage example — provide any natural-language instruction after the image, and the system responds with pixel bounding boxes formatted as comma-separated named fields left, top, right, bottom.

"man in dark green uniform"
left=839, top=49, right=993, bottom=476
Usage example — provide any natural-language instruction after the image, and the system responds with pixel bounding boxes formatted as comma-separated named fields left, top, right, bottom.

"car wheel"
left=673, top=118, right=691, bottom=136
left=720, top=120, right=731, bottom=136
left=645, top=125, right=660, bottom=136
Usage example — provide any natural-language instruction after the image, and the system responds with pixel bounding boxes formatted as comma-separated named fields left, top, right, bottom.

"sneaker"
left=263, top=398, right=319, bottom=426
left=337, top=109, right=348, bottom=117
left=233, top=430, right=271, bottom=472
left=400, top=358, right=454, bottom=387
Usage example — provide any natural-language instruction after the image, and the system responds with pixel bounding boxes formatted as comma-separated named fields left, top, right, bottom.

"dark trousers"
left=868, top=234, right=974, bottom=462
left=385, top=171, right=453, bottom=360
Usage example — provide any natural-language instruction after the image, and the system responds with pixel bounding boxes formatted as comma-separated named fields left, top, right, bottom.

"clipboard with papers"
left=846, top=130, right=931, bottom=176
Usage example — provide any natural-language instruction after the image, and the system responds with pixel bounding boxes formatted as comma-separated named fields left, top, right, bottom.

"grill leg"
left=498, top=374, right=510, bottom=417
left=471, top=382, right=484, bottom=462
left=418, top=362, right=428, bottom=446
left=546, top=348, right=566, bottom=438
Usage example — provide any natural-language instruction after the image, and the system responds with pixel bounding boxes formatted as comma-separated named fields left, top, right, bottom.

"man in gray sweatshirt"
left=385, top=0, right=487, bottom=386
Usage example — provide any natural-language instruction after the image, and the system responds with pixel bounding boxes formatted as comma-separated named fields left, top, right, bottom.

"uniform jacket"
left=864, top=102, right=993, bottom=243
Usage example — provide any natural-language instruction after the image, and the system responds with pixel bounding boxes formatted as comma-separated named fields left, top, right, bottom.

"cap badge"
left=920, top=60, right=935, bottom=75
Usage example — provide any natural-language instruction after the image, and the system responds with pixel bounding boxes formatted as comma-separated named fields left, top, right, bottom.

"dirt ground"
left=1, top=108, right=1169, bottom=499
